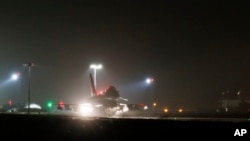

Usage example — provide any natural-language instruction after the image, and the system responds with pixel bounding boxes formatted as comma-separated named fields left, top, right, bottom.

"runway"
left=0, top=113, right=249, bottom=138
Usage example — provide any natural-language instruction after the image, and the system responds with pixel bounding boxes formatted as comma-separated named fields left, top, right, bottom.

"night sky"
left=0, top=1, right=250, bottom=111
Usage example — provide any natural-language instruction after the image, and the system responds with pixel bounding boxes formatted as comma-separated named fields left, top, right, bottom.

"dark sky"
left=0, top=1, right=250, bottom=111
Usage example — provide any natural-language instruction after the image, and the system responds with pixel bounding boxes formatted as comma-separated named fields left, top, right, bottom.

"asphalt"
left=0, top=113, right=249, bottom=139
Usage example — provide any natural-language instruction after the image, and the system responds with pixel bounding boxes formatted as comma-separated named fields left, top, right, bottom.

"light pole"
left=145, top=77, right=155, bottom=112
left=10, top=72, right=21, bottom=103
left=90, top=64, right=102, bottom=89
left=23, top=62, right=35, bottom=114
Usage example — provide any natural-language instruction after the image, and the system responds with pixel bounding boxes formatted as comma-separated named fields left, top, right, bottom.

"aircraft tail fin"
left=89, top=73, right=97, bottom=96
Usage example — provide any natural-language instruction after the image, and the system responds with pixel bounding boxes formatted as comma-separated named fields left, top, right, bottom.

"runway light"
left=178, top=108, right=183, bottom=113
left=164, top=108, right=168, bottom=113
left=57, top=101, right=64, bottom=110
left=153, top=102, right=157, bottom=107
left=47, top=101, right=53, bottom=108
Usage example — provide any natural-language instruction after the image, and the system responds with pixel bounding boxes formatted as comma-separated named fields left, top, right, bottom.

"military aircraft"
left=80, top=73, right=129, bottom=117
left=49, top=73, right=128, bottom=117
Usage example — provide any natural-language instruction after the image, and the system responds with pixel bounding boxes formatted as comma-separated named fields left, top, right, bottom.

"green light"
left=47, top=102, right=53, bottom=108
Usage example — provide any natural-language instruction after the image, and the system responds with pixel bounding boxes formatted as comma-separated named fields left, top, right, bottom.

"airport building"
left=217, top=99, right=250, bottom=113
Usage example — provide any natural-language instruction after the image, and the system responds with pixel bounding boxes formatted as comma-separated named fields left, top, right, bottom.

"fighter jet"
left=85, top=73, right=128, bottom=117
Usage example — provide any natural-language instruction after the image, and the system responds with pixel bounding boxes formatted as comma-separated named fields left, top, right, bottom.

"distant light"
left=90, top=64, right=102, bottom=69
left=178, top=108, right=183, bottom=113
left=237, top=91, right=241, bottom=95
left=164, top=108, right=168, bottom=113
left=59, top=101, right=63, bottom=104
left=138, top=103, right=144, bottom=107
left=146, top=78, right=154, bottom=84
left=122, top=105, right=129, bottom=112
left=98, top=90, right=104, bottom=95
left=57, top=101, right=64, bottom=110
left=153, top=102, right=157, bottom=107
left=78, top=103, right=94, bottom=116
left=8, top=100, right=12, bottom=105
left=47, top=102, right=53, bottom=108
left=225, top=107, right=228, bottom=112
left=11, top=72, right=20, bottom=81
left=25, top=103, right=42, bottom=109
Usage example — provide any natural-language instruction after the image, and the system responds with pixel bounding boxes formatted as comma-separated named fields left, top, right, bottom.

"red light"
left=99, top=90, right=104, bottom=95
left=8, top=100, right=12, bottom=105
left=57, top=101, right=64, bottom=110
left=151, top=78, right=154, bottom=82
left=138, top=103, right=144, bottom=107
left=59, top=101, right=64, bottom=106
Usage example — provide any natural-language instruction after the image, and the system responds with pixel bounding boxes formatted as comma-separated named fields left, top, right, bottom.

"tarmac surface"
left=0, top=113, right=249, bottom=139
